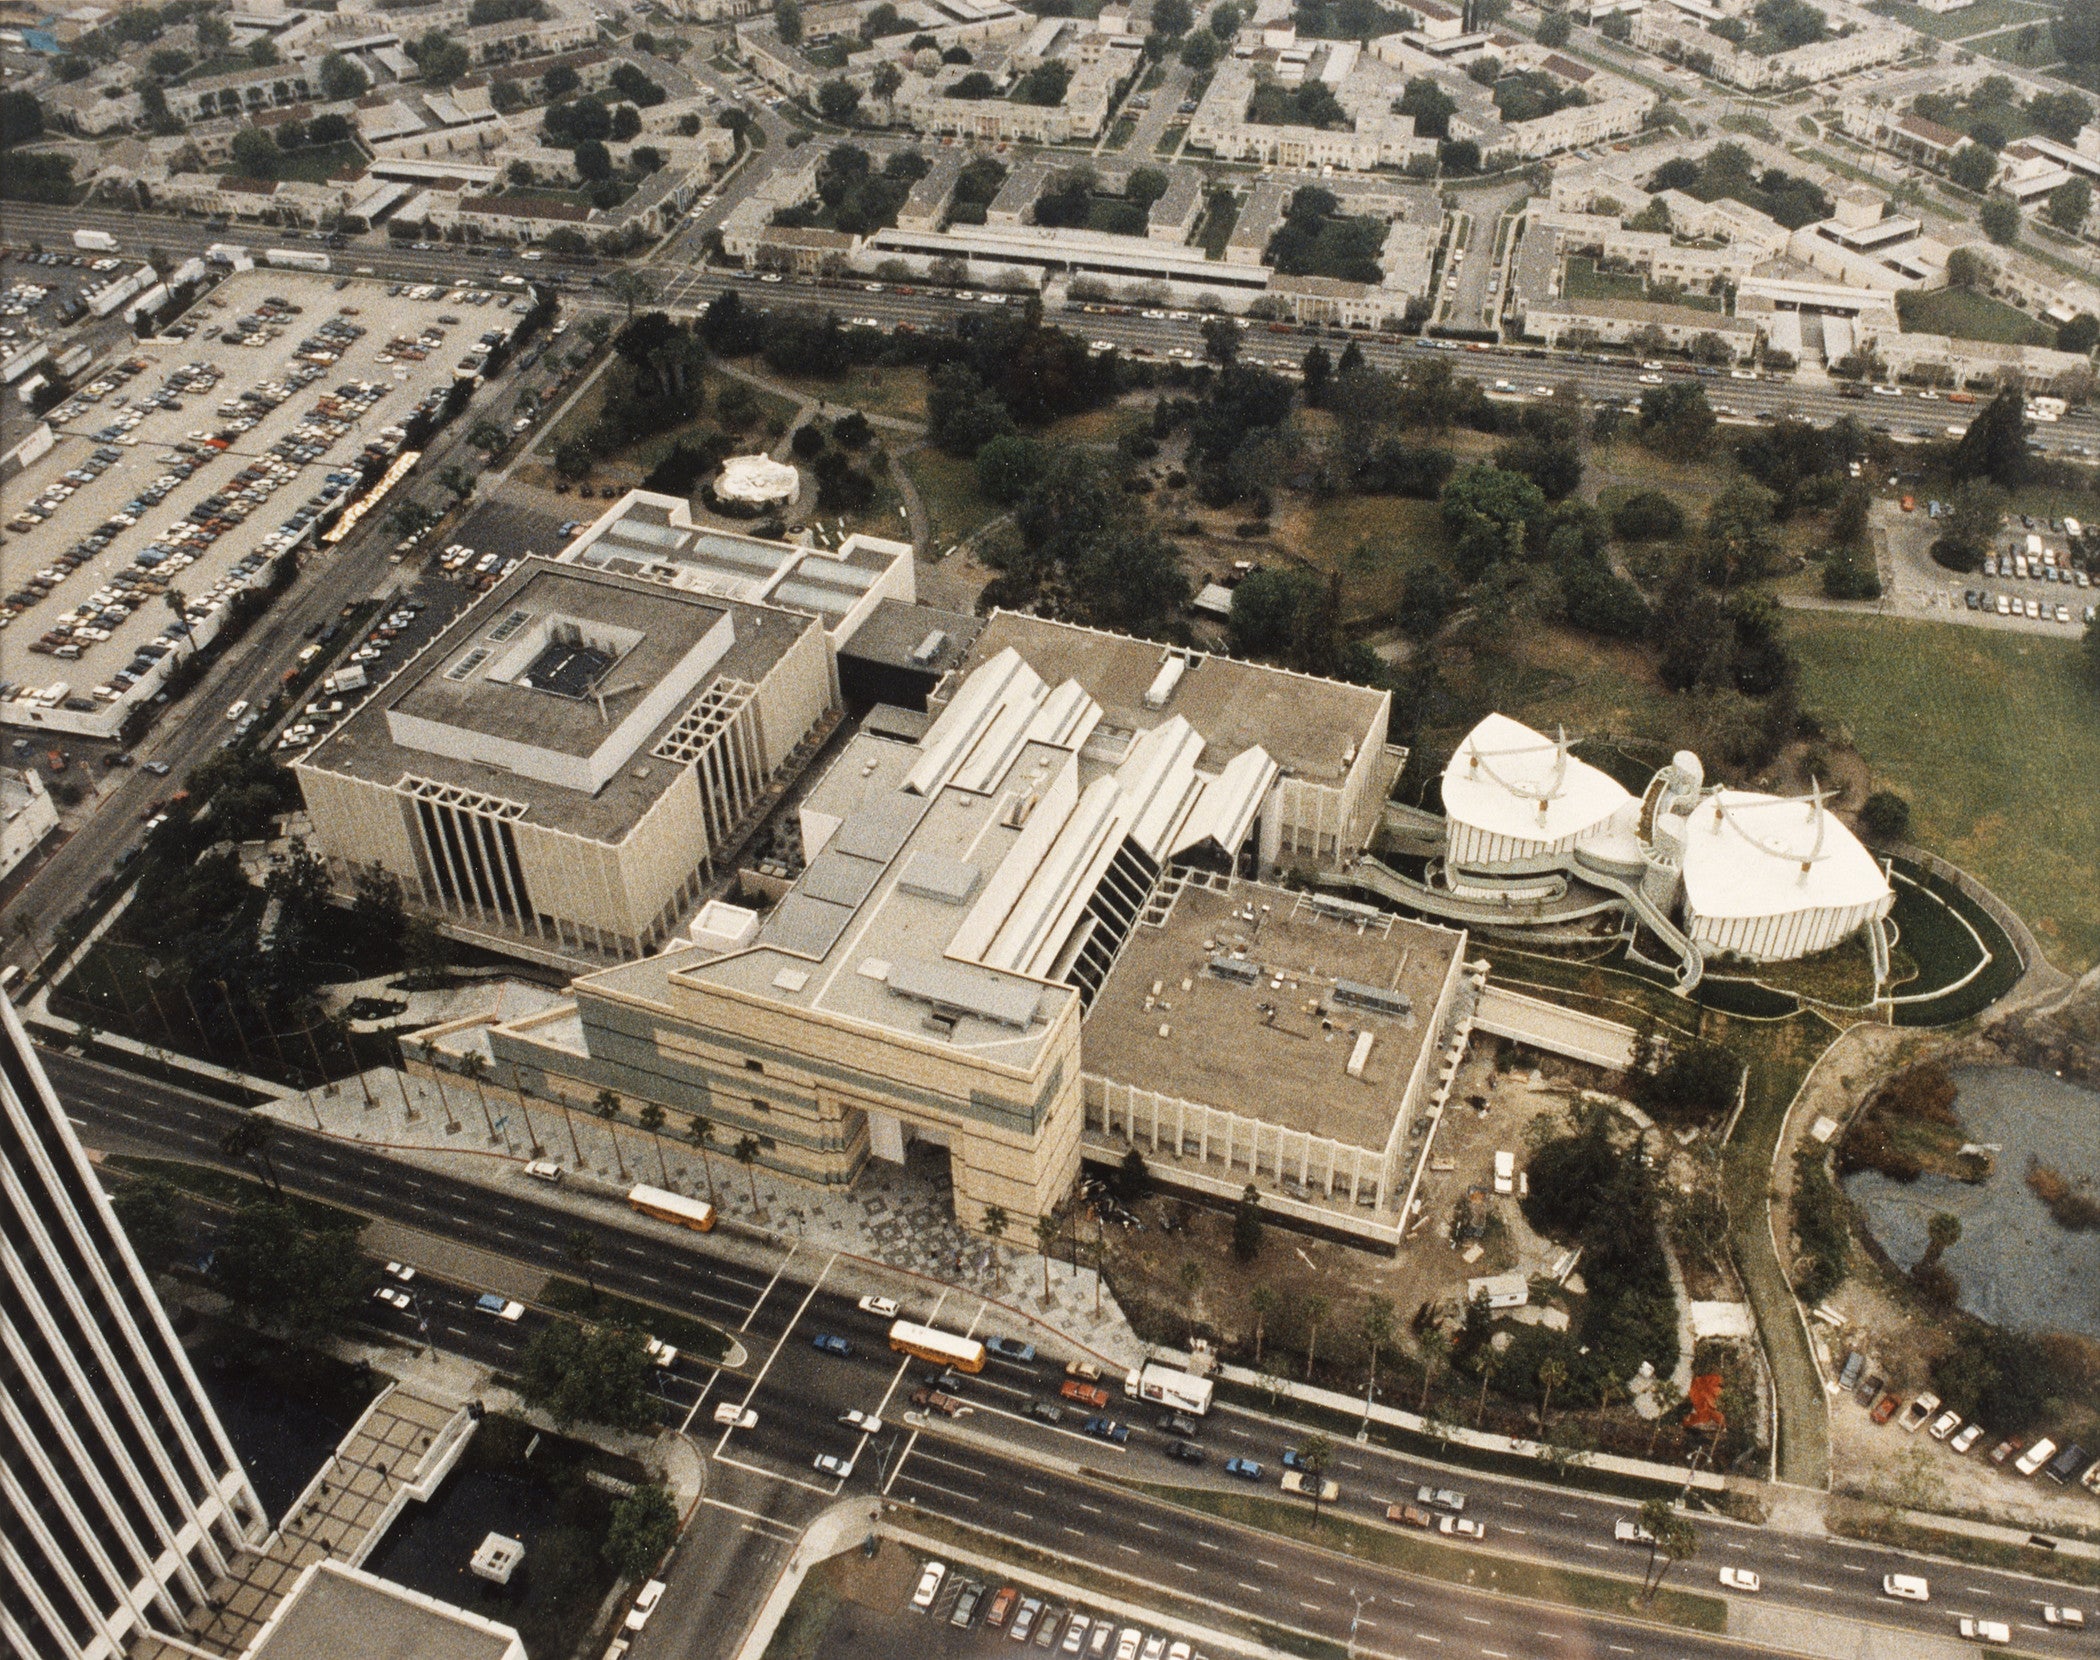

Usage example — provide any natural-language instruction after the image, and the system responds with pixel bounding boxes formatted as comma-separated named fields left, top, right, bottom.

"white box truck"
left=264, top=248, right=331, bottom=272
left=73, top=229, right=117, bottom=252
left=1125, top=1362, right=1213, bottom=1417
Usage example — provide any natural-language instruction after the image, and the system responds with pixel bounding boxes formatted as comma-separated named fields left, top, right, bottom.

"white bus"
left=889, top=1320, right=986, bottom=1374
left=1125, top=1362, right=1213, bottom=1417
left=627, top=1184, right=715, bottom=1232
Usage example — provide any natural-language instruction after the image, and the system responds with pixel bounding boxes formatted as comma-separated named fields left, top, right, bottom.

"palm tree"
left=689, top=1114, right=718, bottom=1204
left=1647, top=1378, right=1684, bottom=1456
left=733, top=1134, right=763, bottom=1216
left=1637, top=1497, right=1698, bottom=1602
left=638, top=1101, right=669, bottom=1184
left=331, top=1014, right=375, bottom=1111
left=609, top=267, right=656, bottom=321
left=417, top=1040, right=457, bottom=1127
left=1249, top=1283, right=1277, bottom=1367
left=220, top=1114, right=281, bottom=1196
left=1034, top=1214, right=1059, bottom=1299
left=1296, top=1433, right=1335, bottom=1523
left=564, top=1226, right=598, bottom=1297
left=459, top=1050, right=498, bottom=1142
left=504, top=1060, right=540, bottom=1155
left=1301, top=1292, right=1330, bottom=1381
left=1360, top=1295, right=1396, bottom=1412
left=1537, top=1356, right=1568, bottom=1437
left=593, top=1088, right=627, bottom=1179
left=1473, top=1349, right=1502, bottom=1428
left=162, top=588, right=190, bottom=660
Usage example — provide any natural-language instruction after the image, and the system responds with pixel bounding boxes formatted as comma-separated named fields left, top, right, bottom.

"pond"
left=1843, top=1065, right=2100, bottom=1339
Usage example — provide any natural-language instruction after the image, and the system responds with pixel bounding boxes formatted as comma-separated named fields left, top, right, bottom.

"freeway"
left=44, top=1047, right=2095, bottom=1658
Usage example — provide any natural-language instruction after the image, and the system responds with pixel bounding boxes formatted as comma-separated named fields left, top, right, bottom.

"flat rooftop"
left=1082, top=882, right=1459, bottom=1150
left=561, top=490, right=909, bottom=635
left=247, top=1561, right=519, bottom=1660
left=839, top=596, right=982, bottom=676
left=0, top=270, right=499, bottom=736
left=958, top=612, right=1386, bottom=785
left=663, top=727, right=1078, bottom=1069
left=303, top=560, right=815, bottom=841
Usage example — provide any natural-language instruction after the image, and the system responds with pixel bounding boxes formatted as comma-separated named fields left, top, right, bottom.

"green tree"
left=1361, top=1295, right=1396, bottom=1407
left=1981, top=196, right=2021, bottom=245
left=1232, top=1184, right=1264, bottom=1263
left=1638, top=381, right=1718, bottom=461
left=982, top=1203, right=1010, bottom=1245
left=1945, top=246, right=1989, bottom=291
left=734, top=1134, right=764, bottom=1214
left=1294, top=1432, right=1335, bottom=1519
left=1946, top=143, right=1997, bottom=194
left=1537, top=9, right=1571, bottom=45
left=637, top=1101, right=669, bottom=1183
left=229, top=125, right=280, bottom=180
left=2049, top=176, right=2093, bottom=233
left=605, top=1482, right=679, bottom=1578
left=210, top=1200, right=364, bottom=1345
left=318, top=52, right=368, bottom=101
left=1701, top=478, right=1782, bottom=587
left=1537, top=1355, right=1568, bottom=1435
left=976, top=433, right=1047, bottom=504
left=777, top=0, right=803, bottom=43
left=1638, top=1499, right=1699, bottom=1602
left=219, top=1113, right=282, bottom=1195
left=608, top=267, right=656, bottom=322
left=1301, top=1291, right=1330, bottom=1380
left=1951, top=386, right=2030, bottom=487
left=1116, top=1146, right=1151, bottom=1202
left=817, top=78, right=861, bottom=122
left=1154, top=0, right=1194, bottom=33
left=111, top=1177, right=187, bottom=1270
left=689, top=1114, right=718, bottom=1204
left=1249, top=1282, right=1277, bottom=1365
left=565, top=1226, right=599, bottom=1295
left=595, top=1087, right=628, bottom=1179
left=1036, top=1214, right=1060, bottom=1298
left=1441, top=464, right=1547, bottom=578
left=517, top=1320, right=655, bottom=1430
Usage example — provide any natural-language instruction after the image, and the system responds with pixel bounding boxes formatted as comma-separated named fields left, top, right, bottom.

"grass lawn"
left=1897, top=286, right=2054, bottom=346
left=538, top=1276, right=732, bottom=1359
left=1561, top=256, right=1721, bottom=312
left=537, top=367, right=798, bottom=485
left=1786, top=612, right=2100, bottom=973
left=1976, top=24, right=2062, bottom=67
left=1868, top=0, right=2051, bottom=40
left=1280, top=494, right=1449, bottom=624
left=769, top=363, right=928, bottom=427
left=1198, top=189, right=1241, bottom=258
left=1120, top=1482, right=1729, bottom=1634
left=901, top=445, right=1003, bottom=550
left=270, top=141, right=369, bottom=184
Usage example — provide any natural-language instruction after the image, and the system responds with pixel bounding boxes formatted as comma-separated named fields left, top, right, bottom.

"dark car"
left=985, top=1336, right=1037, bottom=1362
left=812, top=1333, right=852, bottom=1357
left=1167, top=1439, right=1206, bottom=1464
left=951, top=1583, right=985, bottom=1627
left=1157, top=1413, right=1199, bottom=1438
left=1082, top=1417, right=1129, bottom=1444
left=1026, top=1402, right=1064, bottom=1426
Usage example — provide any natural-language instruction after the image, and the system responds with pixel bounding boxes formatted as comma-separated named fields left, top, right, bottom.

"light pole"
left=1345, top=1590, right=1374, bottom=1660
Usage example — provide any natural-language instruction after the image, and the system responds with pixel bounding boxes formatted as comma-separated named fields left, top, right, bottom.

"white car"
left=1719, top=1568, right=1761, bottom=1593
left=625, top=1580, right=667, bottom=1631
left=383, top=1261, right=416, bottom=1283
left=713, top=1400, right=758, bottom=1428
left=645, top=1336, right=680, bottom=1369
left=840, top=1409, right=884, bottom=1434
left=1439, top=1515, right=1485, bottom=1539
left=523, top=1158, right=563, bottom=1182
left=1928, top=1410, right=1963, bottom=1440
left=373, top=1287, right=411, bottom=1310
left=1958, top=1618, right=2010, bottom=1645
left=1949, top=1423, right=1985, bottom=1453
left=1063, top=1617, right=1093, bottom=1653
left=857, top=1294, right=900, bottom=1318
left=1113, top=1631, right=1142, bottom=1660
left=2046, top=1606, right=2087, bottom=1627
left=1883, top=1575, right=1930, bottom=1602
left=814, top=1453, right=854, bottom=1479
left=911, top=1561, right=947, bottom=1611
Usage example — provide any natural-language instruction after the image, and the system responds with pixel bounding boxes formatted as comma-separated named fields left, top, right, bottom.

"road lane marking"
left=1236, top=1583, right=1263, bottom=1594
left=1842, top=1563, right=1866, bottom=1572
left=1582, top=1543, right=1609, bottom=1553
left=894, top=1473, right=980, bottom=1504
left=1462, top=1615, right=1490, bottom=1626
left=739, top=1240, right=804, bottom=1332
left=1298, top=1603, right=1321, bottom=1613
left=1064, top=1527, right=1086, bottom=1538
left=1077, top=1503, right=1102, bottom=1515
left=1013, top=1511, right=1033, bottom=1521
left=1136, top=1522, right=1160, bottom=1532
left=1024, top=1486, right=1046, bottom=1496
left=1117, top=1545, right=1140, bottom=1555
left=1802, top=1583, right=1834, bottom=1593
left=1198, top=1541, right=1218, bottom=1551
left=1258, top=1560, right=1279, bottom=1569
left=1176, top=1563, right=1198, bottom=1574
left=1314, top=1577, right=1336, bottom=1587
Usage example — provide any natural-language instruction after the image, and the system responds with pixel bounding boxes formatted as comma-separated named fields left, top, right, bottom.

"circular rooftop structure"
left=1679, top=789, right=1893, bottom=963
left=1440, top=712, right=1635, bottom=867
left=714, top=453, right=799, bottom=508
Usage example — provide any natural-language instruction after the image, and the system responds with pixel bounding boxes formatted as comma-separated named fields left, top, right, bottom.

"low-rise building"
left=1788, top=188, right=1948, bottom=290
left=0, top=766, right=58, bottom=883
left=1633, top=11, right=1908, bottom=91
left=1859, top=324, right=2092, bottom=391
left=1147, top=166, right=1205, bottom=243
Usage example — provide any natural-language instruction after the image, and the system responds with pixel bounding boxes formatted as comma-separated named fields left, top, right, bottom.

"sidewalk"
left=253, top=1060, right=1150, bottom=1365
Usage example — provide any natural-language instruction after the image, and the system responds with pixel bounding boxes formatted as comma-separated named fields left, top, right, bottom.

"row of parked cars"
left=911, top=1560, right=1204, bottom=1660
left=1839, top=1348, right=2100, bottom=1491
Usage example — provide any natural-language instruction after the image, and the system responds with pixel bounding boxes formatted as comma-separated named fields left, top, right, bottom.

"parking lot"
left=1884, top=502, right=2098, bottom=633
left=0, top=269, right=502, bottom=740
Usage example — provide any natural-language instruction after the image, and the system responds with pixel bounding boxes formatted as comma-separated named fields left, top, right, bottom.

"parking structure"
left=0, top=269, right=526, bottom=741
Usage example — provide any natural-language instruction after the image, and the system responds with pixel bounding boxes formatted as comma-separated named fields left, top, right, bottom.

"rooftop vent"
left=909, top=628, right=948, bottom=666
left=1143, top=653, right=1187, bottom=709
left=1208, top=956, right=1261, bottom=985
left=1331, top=979, right=1411, bottom=1020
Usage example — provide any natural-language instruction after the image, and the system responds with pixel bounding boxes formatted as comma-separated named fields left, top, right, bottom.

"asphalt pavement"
left=44, top=1047, right=2098, bottom=1660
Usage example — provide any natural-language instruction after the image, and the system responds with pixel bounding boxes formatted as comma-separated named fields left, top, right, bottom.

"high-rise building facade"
left=0, top=992, right=266, bottom=1660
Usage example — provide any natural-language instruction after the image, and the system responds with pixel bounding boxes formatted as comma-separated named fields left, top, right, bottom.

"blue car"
left=985, top=1336, right=1036, bottom=1362
left=812, top=1333, right=852, bottom=1357
left=1282, top=1447, right=1309, bottom=1470
left=1224, top=1457, right=1264, bottom=1481
left=1083, top=1416, right=1130, bottom=1444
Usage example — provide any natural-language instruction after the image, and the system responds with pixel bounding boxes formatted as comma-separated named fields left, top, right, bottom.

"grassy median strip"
left=892, top=1510, right=1346, bottom=1660
left=538, top=1276, right=732, bottom=1362
left=1114, top=1480, right=1729, bottom=1635
left=1826, top=1499, right=2100, bottom=1590
left=105, top=1153, right=363, bottom=1232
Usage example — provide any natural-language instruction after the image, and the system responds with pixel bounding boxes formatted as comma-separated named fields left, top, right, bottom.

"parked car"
left=951, top=1583, right=985, bottom=1628
left=1871, top=1393, right=1901, bottom=1426
left=858, top=1295, right=901, bottom=1318
left=1899, top=1392, right=1941, bottom=1433
left=1928, top=1410, right=1963, bottom=1441
left=840, top=1409, right=883, bottom=1434
left=1009, top=1599, right=1042, bottom=1643
left=1949, top=1423, right=1985, bottom=1454
left=813, top=1453, right=854, bottom=1479
left=986, top=1588, right=1018, bottom=1629
left=713, top=1401, right=758, bottom=1428
left=811, top=1333, right=852, bottom=1357
left=985, top=1336, right=1036, bottom=1361
left=912, top=1562, right=947, bottom=1611
left=625, top=1580, right=668, bottom=1632
left=1065, top=1360, right=1103, bottom=1381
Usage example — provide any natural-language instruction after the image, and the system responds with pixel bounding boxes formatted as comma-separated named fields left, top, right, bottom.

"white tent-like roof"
left=1440, top=712, right=1633, bottom=845
left=1678, top=789, right=1890, bottom=921
left=714, top=454, right=799, bottom=506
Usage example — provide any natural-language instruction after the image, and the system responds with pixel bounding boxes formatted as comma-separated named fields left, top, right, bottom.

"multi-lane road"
left=46, top=1047, right=2096, bottom=1660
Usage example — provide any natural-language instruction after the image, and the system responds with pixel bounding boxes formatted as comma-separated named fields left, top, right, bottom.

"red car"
left=1871, top=1393, right=1900, bottom=1426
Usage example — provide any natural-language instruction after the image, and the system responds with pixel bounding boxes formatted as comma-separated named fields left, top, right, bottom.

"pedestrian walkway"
left=257, top=1062, right=1149, bottom=1365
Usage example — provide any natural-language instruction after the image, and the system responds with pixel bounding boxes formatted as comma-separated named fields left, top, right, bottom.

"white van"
left=2016, top=1438, right=2058, bottom=1477
left=1883, top=1575, right=1929, bottom=1602
left=523, top=1158, right=563, bottom=1182
left=1959, top=1618, right=2011, bottom=1645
